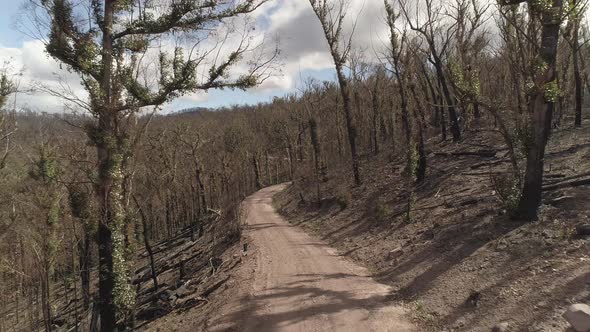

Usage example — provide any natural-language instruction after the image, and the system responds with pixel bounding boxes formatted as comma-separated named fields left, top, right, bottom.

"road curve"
left=208, top=184, right=416, bottom=332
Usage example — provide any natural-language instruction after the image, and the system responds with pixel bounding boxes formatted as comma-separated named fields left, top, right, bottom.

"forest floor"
left=274, top=124, right=590, bottom=331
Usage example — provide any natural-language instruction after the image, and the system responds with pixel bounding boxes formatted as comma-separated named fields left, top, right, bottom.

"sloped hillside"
left=274, top=125, right=590, bottom=331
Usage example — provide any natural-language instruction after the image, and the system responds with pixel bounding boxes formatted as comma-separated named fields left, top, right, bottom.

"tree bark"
left=252, top=155, right=262, bottom=190
left=95, top=1, right=134, bottom=329
left=572, top=2, right=583, bottom=127
left=309, top=117, right=322, bottom=207
left=134, top=196, right=158, bottom=293
left=79, top=232, right=91, bottom=309
left=372, top=76, right=381, bottom=156
left=514, top=0, right=563, bottom=220
left=287, top=144, right=294, bottom=182
left=432, top=55, right=462, bottom=141
left=335, top=64, right=362, bottom=185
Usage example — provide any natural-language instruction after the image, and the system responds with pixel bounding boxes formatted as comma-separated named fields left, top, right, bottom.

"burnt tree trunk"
left=134, top=196, right=158, bottom=293
left=572, top=2, right=583, bottom=127
left=337, top=67, right=362, bottom=185
left=309, top=117, right=322, bottom=207
left=432, top=55, right=461, bottom=141
left=252, top=155, right=262, bottom=190
left=372, top=75, right=381, bottom=156
left=509, top=0, right=563, bottom=220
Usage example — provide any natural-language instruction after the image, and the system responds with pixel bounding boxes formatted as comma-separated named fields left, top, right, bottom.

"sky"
left=0, top=0, right=388, bottom=113
left=1, top=1, right=589, bottom=113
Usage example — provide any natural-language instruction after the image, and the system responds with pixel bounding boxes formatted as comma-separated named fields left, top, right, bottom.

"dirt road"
left=208, top=184, right=415, bottom=332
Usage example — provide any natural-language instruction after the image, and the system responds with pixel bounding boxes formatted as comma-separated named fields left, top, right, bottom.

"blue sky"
left=0, top=1, right=26, bottom=48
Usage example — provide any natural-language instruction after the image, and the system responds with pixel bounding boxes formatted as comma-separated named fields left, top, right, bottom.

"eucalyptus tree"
left=32, top=0, right=275, bottom=329
left=384, top=1, right=427, bottom=222
left=309, top=0, right=362, bottom=186
left=499, top=0, right=565, bottom=220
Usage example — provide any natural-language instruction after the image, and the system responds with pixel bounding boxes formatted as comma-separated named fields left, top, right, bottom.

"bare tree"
left=499, top=0, right=565, bottom=220
left=399, top=0, right=463, bottom=141
left=309, top=0, right=362, bottom=185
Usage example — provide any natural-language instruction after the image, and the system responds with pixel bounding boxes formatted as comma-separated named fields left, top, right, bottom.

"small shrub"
left=336, top=192, right=351, bottom=211
left=375, top=201, right=392, bottom=223
left=491, top=173, right=521, bottom=213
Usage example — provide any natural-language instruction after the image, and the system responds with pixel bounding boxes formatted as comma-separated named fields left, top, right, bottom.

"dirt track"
left=208, top=184, right=415, bottom=332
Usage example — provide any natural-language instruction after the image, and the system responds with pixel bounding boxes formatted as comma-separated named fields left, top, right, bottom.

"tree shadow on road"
left=210, top=272, right=405, bottom=331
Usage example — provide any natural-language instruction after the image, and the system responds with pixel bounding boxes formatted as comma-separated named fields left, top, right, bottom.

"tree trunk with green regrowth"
left=499, top=0, right=564, bottom=220
left=40, top=0, right=273, bottom=329
left=68, top=186, right=94, bottom=309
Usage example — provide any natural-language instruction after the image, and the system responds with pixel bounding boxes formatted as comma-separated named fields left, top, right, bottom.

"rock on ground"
left=563, top=304, right=590, bottom=332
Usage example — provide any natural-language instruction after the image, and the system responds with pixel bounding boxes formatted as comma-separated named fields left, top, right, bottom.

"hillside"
left=274, top=125, right=590, bottom=331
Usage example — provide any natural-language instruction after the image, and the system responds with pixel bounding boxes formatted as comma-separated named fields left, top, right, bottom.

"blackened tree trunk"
left=79, top=234, right=91, bottom=309
left=408, top=82, right=428, bottom=183
left=372, top=74, right=381, bottom=156
left=134, top=196, right=158, bottom=293
left=572, top=1, right=583, bottom=127
left=309, top=0, right=361, bottom=186
left=265, top=151, right=271, bottom=185
left=336, top=66, right=362, bottom=186
left=287, top=144, right=294, bottom=182
left=252, top=155, right=262, bottom=190
left=309, top=117, right=322, bottom=207
left=433, top=57, right=462, bottom=141
left=195, top=167, right=207, bottom=215
left=506, top=0, right=564, bottom=220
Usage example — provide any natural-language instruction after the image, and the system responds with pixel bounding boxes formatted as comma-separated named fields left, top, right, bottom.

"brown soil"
left=273, top=126, right=590, bottom=332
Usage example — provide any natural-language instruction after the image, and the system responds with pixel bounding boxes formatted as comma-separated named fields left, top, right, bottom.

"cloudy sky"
left=0, top=0, right=388, bottom=113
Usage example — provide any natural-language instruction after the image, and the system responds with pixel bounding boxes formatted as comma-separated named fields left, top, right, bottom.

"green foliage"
left=30, top=146, right=60, bottom=183
left=47, top=196, right=61, bottom=226
left=408, top=143, right=419, bottom=179
left=68, top=188, right=91, bottom=220
left=543, top=80, right=560, bottom=103
left=336, top=191, right=351, bottom=211
left=405, top=191, right=416, bottom=224
left=75, top=35, right=100, bottom=72
left=514, top=125, right=533, bottom=158
left=450, top=60, right=481, bottom=99
left=491, top=173, right=522, bottom=213
left=112, top=230, right=136, bottom=314
left=530, top=0, right=554, bottom=12
left=0, top=72, right=15, bottom=110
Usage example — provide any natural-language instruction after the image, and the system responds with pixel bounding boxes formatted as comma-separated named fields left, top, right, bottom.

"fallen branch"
left=201, top=276, right=230, bottom=298
left=434, top=149, right=497, bottom=158
left=543, top=177, right=590, bottom=191
left=469, top=159, right=509, bottom=170
left=543, top=171, right=590, bottom=186
left=462, top=171, right=507, bottom=176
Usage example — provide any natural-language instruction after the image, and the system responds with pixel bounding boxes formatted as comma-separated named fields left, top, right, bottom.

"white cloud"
left=0, top=0, right=392, bottom=112
left=0, top=39, right=86, bottom=112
